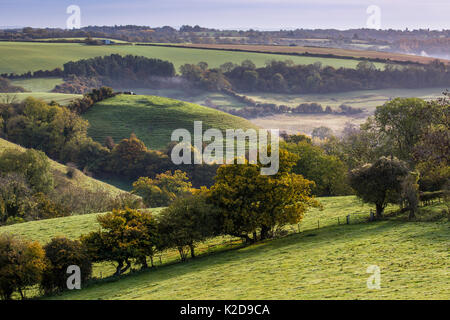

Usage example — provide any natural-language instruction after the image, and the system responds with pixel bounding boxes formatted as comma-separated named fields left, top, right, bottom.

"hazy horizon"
left=0, top=0, right=449, bottom=31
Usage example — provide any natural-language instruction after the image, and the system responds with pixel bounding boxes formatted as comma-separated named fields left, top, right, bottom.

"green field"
left=83, top=94, right=259, bottom=150
left=0, top=92, right=81, bottom=105
left=245, top=87, right=448, bottom=113
left=247, top=87, right=447, bottom=136
left=1, top=196, right=447, bottom=300
left=0, top=137, right=124, bottom=195
left=10, top=77, right=63, bottom=92
left=0, top=42, right=383, bottom=75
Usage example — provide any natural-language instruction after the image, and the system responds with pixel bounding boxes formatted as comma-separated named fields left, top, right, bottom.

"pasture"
left=83, top=94, right=259, bottom=150
left=1, top=196, right=447, bottom=300
left=0, top=92, right=81, bottom=105
left=10, top=77, right=63, bottom=92
left=0, top=41, right=383, bottom=75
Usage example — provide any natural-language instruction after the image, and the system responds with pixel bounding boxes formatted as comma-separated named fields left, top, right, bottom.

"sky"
left=0, top=0, right=449, bottom=30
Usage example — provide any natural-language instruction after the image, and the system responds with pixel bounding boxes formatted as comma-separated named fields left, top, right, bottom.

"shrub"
left=132, top=170, right=192, bottom=207
left=41, top=237, right=92, bottom=294
left=0, top=148, right=54, bottom=194
left=0, top=234, right=46, bottom=300
left=157, top=193, right=221, bottom=260
left=349, top=156, right=410, bottom=217
left=81, top=208, right=159, bottom=275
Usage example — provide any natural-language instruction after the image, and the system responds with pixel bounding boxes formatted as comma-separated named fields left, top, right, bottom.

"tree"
left=373, top=98, right=440, bottom=161
left=132, top=170, right=192, bottom=207
left=0, top=148, right=54, bottom=194
left=41, top=237, right=92, bottom=294
left=284, top=140, right=351, bottom=196
left=311, top=126, right=333, bottom=140
left=0, top=173, right=32, bottom=224
left=0, top=234, right=46, bottom=300
left=209, top=149, right=319, bottom=242
left=157, top=192, right=220, bottom=260
left=81, top=208, right=159, bottom=276
left=349, top=156, right=409, bottom=218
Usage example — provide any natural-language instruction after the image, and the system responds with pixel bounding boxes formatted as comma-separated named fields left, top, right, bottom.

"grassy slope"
left=0, top=138, right=123, bottom=195
left=0, top=92, right=81, bottom=105
left=1, top=196, right=447, bottom=299
left=83, top=94, right=259, bottom=149
left=10, top=77, right=64, bottom=92
left=0, top=42, right=380, bottom=75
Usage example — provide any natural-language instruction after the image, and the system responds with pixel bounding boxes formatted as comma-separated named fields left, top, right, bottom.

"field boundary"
left=136, top=43, right=447, bottom=66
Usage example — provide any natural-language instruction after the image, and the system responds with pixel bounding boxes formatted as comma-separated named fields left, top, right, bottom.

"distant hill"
left=83, top=94, right=260, bottom=150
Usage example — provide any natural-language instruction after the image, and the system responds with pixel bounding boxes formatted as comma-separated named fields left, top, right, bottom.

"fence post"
left=297, top=223, right=301, bottom=233
left=317, top=220, right=320, bottom=229
left=346, top=215, right=350, bottom=225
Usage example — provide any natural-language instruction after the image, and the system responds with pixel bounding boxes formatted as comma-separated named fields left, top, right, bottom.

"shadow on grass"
left=46, top=215, right=448, bottom=299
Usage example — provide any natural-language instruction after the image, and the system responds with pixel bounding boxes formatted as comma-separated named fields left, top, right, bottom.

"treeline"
left=1, top=68, right=63, bottom=80
left=50, top=54, right=176, bottom=94
left=63, top=54, right=175, bottom=82
left=211, top=89, right=362, bottom=119
left=1, top=26, right=448, bottom=47
left=180, top=59, right=450, bottom=94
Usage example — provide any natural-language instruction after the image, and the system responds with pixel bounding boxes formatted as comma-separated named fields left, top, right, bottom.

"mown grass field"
left=1, top=196, right=447, bottom=300
left=0, top=42, right=384, bottom=75
left=0, top=92, right=81, bottom=105
left=0, top=138, right=123, bottom=195
left=83, top=94, right=259, bottom=150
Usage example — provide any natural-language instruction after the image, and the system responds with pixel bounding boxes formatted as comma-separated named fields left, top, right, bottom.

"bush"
left=41, top=237, right=92, bottom=294
left=132, top=170, right=192, bottom=207
left=157, top=193, right=221, bottom=260
left=0, top=234, right=46, bottom=300
left=0, top=148, right=54, bottom=194
left=349, top=156, right=410, bottom=218
left=81, top=208, right=159, bottom=275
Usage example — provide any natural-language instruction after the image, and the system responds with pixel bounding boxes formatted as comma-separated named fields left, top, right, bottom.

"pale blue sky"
left=0, top=0, right=448, bottom=30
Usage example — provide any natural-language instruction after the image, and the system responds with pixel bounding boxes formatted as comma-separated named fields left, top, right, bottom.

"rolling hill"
left=0, top=196, right=447, bottom=300
left=83, top=94, right=260, bottom=150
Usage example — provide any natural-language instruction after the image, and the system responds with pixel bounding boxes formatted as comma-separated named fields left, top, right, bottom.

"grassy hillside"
left=0, top=137, right=123, bottom=195
left=0, top=42, right=382, bottom=75
left=0, top=92, right=81, bottom=105
left=1, top=196, right=447, bottom=299
left=83, top=94, right=259, bottom=149
left=10, top=77, right=64, bottom=92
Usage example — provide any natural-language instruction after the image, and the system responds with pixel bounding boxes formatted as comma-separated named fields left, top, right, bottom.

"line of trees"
left=213, top=89, right=363, bottom=119
left=180, top=59, right=450, bottom=94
